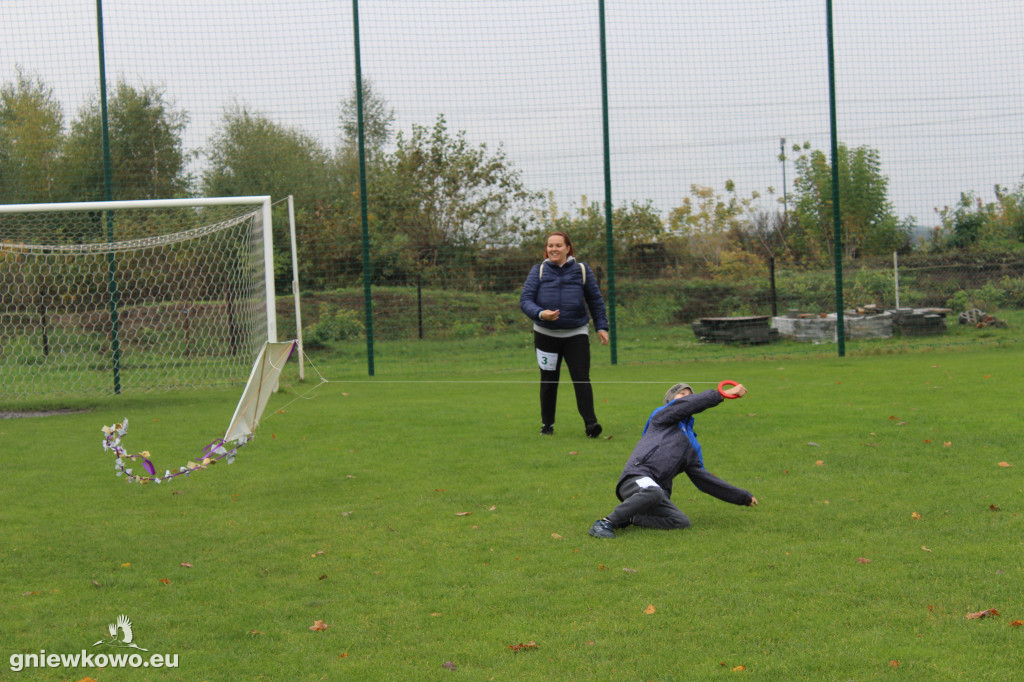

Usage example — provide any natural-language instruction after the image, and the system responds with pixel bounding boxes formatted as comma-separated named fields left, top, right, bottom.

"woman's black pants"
left=534, top=331, right=597, bottom=427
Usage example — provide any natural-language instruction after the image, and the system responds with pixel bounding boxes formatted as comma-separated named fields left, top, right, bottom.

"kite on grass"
left=101, top=340, right=298, bottom=485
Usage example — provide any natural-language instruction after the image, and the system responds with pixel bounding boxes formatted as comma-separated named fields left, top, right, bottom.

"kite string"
left=296, top=348, right=721, bottom=385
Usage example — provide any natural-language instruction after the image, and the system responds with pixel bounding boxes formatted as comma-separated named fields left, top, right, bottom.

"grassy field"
left=1, top=341, right=1022, bottom=680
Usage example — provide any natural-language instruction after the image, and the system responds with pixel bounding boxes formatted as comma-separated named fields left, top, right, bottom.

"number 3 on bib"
left=536, top=349, right=559, bottom=370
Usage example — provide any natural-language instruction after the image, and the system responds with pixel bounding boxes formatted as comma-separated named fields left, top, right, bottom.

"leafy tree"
left=382, top=114, right=542, bottom=277
left=0, top=70, right=64, bottom=204
left=933, top=182, right=1024, bottom=251
left=338, top=78, right=395, bottom=159
left=203, top=106, right=336, bottom=206
left=792, top=143, right=909, bottom=262
left=203, top=107, right=340, bottom=287
left=61, top=81, right=190, bottom=201
left=667, top=182, right=760, bottom=272
left=535, top=194, right=664, bottom=270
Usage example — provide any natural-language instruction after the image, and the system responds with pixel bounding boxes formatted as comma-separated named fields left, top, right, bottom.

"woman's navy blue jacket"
left=519, top=257, right=609, bottom=332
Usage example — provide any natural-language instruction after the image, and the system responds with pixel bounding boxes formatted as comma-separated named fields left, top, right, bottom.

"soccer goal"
left=0, top=196, right=283, bottom=402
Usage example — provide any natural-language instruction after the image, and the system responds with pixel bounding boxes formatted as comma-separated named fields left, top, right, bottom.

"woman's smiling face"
left=545, top=235, right=569, bottom=265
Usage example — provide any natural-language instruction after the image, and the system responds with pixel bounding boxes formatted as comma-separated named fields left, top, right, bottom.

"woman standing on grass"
left=519, top=231, right=609, bottom=438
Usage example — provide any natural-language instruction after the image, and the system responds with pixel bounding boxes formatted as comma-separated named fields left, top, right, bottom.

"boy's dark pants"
left=606, top=475, right=691, bottom=530
left=534, top=331, right=597, bottom=426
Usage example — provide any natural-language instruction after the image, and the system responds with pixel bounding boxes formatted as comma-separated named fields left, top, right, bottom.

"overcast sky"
left=2, top=0, right=1022, bottom=226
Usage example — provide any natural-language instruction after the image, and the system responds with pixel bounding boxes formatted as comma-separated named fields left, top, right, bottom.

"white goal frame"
left=1, top=196, right=278, bottom=342
left=0, top=195, right=301, bottom=401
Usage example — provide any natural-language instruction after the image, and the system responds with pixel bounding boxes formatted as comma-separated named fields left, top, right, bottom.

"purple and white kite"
left=102, top=340, right=298, bottom=485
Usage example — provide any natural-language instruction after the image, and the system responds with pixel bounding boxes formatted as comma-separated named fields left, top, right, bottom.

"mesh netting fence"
left=2, top=1, right=1023, bottom=389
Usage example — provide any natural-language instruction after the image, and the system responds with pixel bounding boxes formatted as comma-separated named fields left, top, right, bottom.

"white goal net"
left=0, top=197, right=277, bottom=402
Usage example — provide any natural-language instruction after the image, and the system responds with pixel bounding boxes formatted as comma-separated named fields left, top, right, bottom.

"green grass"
left=2, top=344, right=1022, bottom=680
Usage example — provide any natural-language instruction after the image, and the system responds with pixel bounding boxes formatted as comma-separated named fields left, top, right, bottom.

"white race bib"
left=536, top=349, right=559, bottom=371
left=634, top=476, right=659, bottom=489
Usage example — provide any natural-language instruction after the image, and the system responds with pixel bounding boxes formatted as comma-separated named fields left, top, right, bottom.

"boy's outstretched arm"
left=686, top=467, right=756, bottom=506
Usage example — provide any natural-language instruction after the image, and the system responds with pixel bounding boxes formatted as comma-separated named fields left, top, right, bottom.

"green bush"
left=303, top=303, right=365, bottom=348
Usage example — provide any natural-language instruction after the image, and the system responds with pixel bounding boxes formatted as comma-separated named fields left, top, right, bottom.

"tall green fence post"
left=95, top=0, right=121, bottom=393
left=598, top=0, right=617, bottom=364
left=826, top=0, right=845, bottom=356
left=352, top=0, right=375, bottom=376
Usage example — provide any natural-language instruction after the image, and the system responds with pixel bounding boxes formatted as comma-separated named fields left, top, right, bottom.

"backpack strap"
left=538, top=261, right=585, bottom=284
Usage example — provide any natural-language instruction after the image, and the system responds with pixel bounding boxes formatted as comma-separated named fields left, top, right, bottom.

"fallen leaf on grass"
left=965, top=609, right=999, bottom=620
left=1010, top=620, right=1023, bottom=627
left=248, top=630, right=263, bottom=636
left=551, top=533, right=563, bottom=540
left=180, top=562, right=193, bottom=568
left=311, top=550, right=325, bottom=557
left=943, top=441, right=952, bottom=447
left=76, top=678, right=98, bottom=682
left=455, top=512, right=472, bottom=516
left=597, top=564, right=607, bottom=571
left=644, top=604, right=656, bottom=615
left=508, top=641, right=538, bottom=652
left=623, top=567, right=637, bottom=573
left=442, top=661, right=457, bottom=670
left=815, top=460, right=824, bottom=466
left=91, top=580, right=101, bottom=588
left=158, top=578, right=170, bottom=585
left=732, top=665, right=747, bottom=671
left=309, top=620, right=330, bottom=631
left=318, top=574, right=328, bottom=581
left=568, top=451, right=578, bottom=456
left=807, top=442, right=820, bottom=447
left=339, top=653, right=349, bottom=658
left=998, top=461, right=1012, bottom=467
left=856, top=557, right=872, bottom=564
left=922, top=546, right=932, bottom=552
left=911, top=512, right=922, bottom=520
left=889, top=660, right=899, bottom=668
left=121, top=563, right=132, bottom=568
left=488, top=505, right=496, bottom=511
left=990, top=505, right=1001, bottom=512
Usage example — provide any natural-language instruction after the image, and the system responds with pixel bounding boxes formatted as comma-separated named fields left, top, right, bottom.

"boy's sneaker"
left=540, top=425, right=554, bottom=435
left=588, top=518, right=615, bottom=539
left=585, top=422, right=603, bottom=438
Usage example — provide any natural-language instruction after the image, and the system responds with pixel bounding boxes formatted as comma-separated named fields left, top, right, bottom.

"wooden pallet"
left=691, top=316, right=780, bottom=345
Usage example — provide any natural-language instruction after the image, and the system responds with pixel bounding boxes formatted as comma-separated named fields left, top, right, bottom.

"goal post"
left=0, top=196, right=284, bottom=402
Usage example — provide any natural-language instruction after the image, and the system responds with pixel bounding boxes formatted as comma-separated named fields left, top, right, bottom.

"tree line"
left=2, top=70, right=1023, bottom=294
